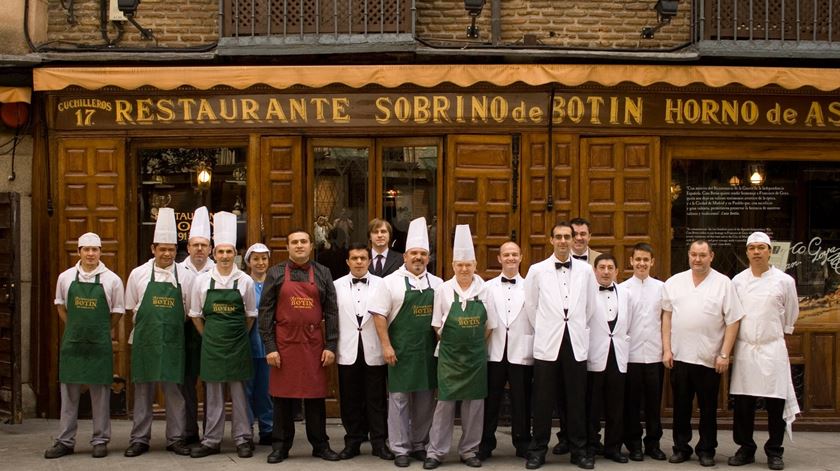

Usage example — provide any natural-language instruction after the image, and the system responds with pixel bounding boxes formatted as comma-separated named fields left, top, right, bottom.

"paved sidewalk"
left=2, top=418, right=838, bottom=470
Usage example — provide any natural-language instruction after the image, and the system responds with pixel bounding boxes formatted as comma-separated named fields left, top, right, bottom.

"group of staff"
left=45, top=211, right=799, bottom=471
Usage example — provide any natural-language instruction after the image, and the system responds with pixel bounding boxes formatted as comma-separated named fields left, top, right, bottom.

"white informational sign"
left=771, top=241, right=791, bottom=271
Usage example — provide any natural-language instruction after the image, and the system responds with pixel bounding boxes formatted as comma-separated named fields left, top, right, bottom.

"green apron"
left=387, top=276, right=437, bottom=393
left=131, top=266, right=186, bottom=384
left=59, top=272, right=113, bottom=385
left=199, top=278, right=253, bottom=382
left=437, top=292, right=488, bottom=401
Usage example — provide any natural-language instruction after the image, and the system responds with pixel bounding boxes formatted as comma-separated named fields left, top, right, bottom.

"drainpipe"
left=491, top=0, right=500, bottom=45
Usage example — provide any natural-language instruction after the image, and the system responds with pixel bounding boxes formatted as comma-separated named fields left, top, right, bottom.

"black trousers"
left=480, top=349, right=533, bottom=455
left=178, top=375, right=204, bottom=438
left=528, top=329, right=587, bottom=459
left=733, top=395, right=786, bottom=458
left=623, top=362, right=664, bottom=452
left=586, top=344, right=626, bottom=455
left=338, top=340, right=388, bottom=449
left=272, top=397, right=329, bottom=452
left=670, top=361, right=720, bottom=457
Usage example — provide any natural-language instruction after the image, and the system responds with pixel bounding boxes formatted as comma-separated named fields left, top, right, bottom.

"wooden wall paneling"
left=260, top=137, right=304, bottom=264
left=445, top=135, right=515, bottom=280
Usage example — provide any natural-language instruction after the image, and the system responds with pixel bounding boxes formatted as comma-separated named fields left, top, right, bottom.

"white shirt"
left=125, top=259, right=195, bottom=343
left=489, top=274, right=525, bottom=328
left=189, top=266, right=258, bottom=318
left=54, top=261, right=126, bottom=314
left=179, top=256, right=215, bottom=275
left=431, top=275, right=498, bottom=333
left=620, top=275, right=665, bottom=364
left=599, top=285, right=618, bottom=322
left=368, top=266, right=443, bottom=324
left=662, top=269, right=744, bottom=369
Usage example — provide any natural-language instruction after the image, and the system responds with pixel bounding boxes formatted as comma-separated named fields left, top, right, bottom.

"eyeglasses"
left=552, top=234, right=573, bottom=240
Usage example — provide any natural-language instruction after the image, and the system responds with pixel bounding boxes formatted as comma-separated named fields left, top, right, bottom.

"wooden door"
left=445, top=135, right=516, bottom=279
left=258, top=137, right=305, bottom=264
left=0, top=192, right=21, bottom=423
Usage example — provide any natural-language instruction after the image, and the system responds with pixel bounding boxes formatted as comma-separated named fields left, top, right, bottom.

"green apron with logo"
left=200, top=279, right=253, bottom=382
left=59, top=272, right=113, bottom=385
left=131, top=267, right=185, bottom=384
left=437, top=292, right=488, bottom=401
left=387, top=276, right=437, bottom=393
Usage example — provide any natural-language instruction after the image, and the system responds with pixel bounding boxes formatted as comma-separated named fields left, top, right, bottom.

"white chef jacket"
left=524, top=255, right=599, bottom=362
left=485, top=273, right=534, bottom=365
left=661, top=269, right=744, bottom=369
left=188, top=266, right=257, bottom=318
left=619, top=275, right=665, bottom=364
left=335, top=273, right=385, bottom=366
left=125, top=259, right=195, bottom=343
left=55, top=261, right=126, bottom=314
left=431, top=275, right=499, bottom=334
left=179, top=256, right=215, bottom=275
left=368, top=266, right=443, bottom=323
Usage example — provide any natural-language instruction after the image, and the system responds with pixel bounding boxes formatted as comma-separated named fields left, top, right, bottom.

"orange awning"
left=32, top=64, right=840, bottom=92
left=0, top=86, right=31, bottom=104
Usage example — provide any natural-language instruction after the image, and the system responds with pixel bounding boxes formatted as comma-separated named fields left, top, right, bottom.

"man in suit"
left=369, top=218, right=402, bottom=278
left=524, top=221, right=600, bottom=470
left=334, top=242, right=394, bottom=461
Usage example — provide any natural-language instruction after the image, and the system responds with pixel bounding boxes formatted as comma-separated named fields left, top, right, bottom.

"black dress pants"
left=733, top=395, right=786, bottom=458
left=670, top=361, right=720, bottom=457
left=272, top=397, right=329, bottom=452
left=480, top=348, right=533, bottom=456
left=623, top=361, right=664, bottom=452
left=338, top=340, right=388, bottom=450
left=528, top=329, right=587, bottom=459
left=585, top=344, right=626, bottom=455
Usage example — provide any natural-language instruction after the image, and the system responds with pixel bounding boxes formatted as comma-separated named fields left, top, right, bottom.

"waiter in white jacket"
left=728, top=232, right=799, bottom=471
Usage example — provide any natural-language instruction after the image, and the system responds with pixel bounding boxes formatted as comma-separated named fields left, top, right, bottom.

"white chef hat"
left=245, top=243, right=270, bottom=264
left=153, top=207, right=177, bottom=244
left=77, top=232, right=101, bottom=248
left=452, top=224, right=475, bottom=262
left=404, top=217, right=429, bottom=252
left=746, top=231, right=772, bottom=247
left=189, top=206, right=211, bottom=241
left=213, top=211, right=237, bottom=248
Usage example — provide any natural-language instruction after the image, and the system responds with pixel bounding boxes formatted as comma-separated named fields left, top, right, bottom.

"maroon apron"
left=268, top=263, right=328, bottom=398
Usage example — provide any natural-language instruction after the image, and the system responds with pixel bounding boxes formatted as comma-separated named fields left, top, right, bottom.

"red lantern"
left=1, top=102, right=29, bottom=129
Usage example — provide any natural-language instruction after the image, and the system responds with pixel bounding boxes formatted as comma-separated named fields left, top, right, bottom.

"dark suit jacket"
left=369, top=249, right=402, bottom=277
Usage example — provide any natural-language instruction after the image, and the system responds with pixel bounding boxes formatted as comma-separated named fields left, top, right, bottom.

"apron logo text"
left=73, top=297, right=98, bottom=309
left=152, top=296, right=176, bottom=308
left=290, top=296, right=315, bottom=309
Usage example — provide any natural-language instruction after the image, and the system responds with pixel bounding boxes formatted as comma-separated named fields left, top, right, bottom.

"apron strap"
left=210, top=278, right=215, bottom=290
left=233, top=279, right=238, bottom=290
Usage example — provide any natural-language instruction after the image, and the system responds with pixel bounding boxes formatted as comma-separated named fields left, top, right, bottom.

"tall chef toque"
left=452, top=224, right=475, bottom=262
left=213, top=211, right=237, bottom=248
left=153, top=207, right=177, bottom=244
left=746, top=231, right=772, bottom=247
left=189, top=206, right=211, bottom=241
left=405, top=217, right=429, bottom=252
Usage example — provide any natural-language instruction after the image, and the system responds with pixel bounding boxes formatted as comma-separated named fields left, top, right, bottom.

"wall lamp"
left=464, top=0, right=485, bottom=39
left=641, top=0, right=679, bottom=39
left=117, top=0, right=154, bottom=40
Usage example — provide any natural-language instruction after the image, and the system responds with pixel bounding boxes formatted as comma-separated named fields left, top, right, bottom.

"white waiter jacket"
left=587, top=283, right=632, bottom=373
left=485, top=273, right=534, bottom=365
left=335, top=273, right=385, bottom=366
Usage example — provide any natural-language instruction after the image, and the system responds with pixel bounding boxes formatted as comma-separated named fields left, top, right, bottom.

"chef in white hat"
left=424, top=224, right=497, bottom=469
left=178, top=206, right=215, bottom=444
left=244, top=242, right=273, bottom=446
left=728, top=232, right=799, bottom=471
left=45, top=232, right=125, bottom=459
left=123, top=208, right=195, bottom=458
left=188, top=212, right=257, bottom=459
left=368, top=217, right=443, bottom=466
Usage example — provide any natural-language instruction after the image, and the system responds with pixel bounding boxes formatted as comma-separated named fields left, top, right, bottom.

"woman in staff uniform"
left=244, top=243, right=274, bottom=446
left=45, top=232, right=125, bottom=459
left=424, top=225, right=497, bottom=469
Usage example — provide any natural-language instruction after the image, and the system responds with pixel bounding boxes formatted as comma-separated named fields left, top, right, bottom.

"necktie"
left=352, top=278, right=367, bottom=284
left=501, top=277, right=516, bottom=284
left=555, top=261, right=571, bottom=269
left=572, top=254, right=588, bottom=261
left=599, top=285, right=615, bottom=291
left=375, top=254, right=384, bottom=275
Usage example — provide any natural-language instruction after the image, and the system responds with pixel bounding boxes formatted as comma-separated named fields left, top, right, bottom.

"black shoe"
left=767, top=456, right=784, bottom=470
left=190, top=444, right=221, bottom=458
left=525, top=456, right=545, bottom=469
left=728, top=453, right=755, bottom=466
left=183, top=434, right=201, bottom=445
left=373, top=447, right=396, bottom=460
left=646, top=447, right=667, bottom=461
left=572, top=455, right=595, bottom=470
left=629, top=449, right=644, bottom=462
left=44, top=442, right=74, bottom=459
left=605, top=451, right=629, bottom=463
left=410, top=450, right=427, bottom=461
left=339, top=446, right=361, bottom=460
left=461, top=456, right=482, bottom=467
left=395, top=454, right=411, bottom=467
left=699, top=455, right=716, bottom=467
left=166, top=440, right=192, bottom=456
left=313, top=447, right=341, bottom=461
left=236, top=443, right=253, bottom=458
left=552, top=441, right=570, bottom=455
left=91, top=443, right=108, bottom=458
left=423, top=457, right=442, bottom=469
left=669, top=451, right=691, bottom=463
left=258, top=435, right=273, bottom=446
left=124, top=442, right=150, bottom=458
left=267, top=448, right=288, bottom=463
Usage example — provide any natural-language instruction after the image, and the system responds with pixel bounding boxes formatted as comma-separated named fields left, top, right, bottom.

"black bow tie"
left=572, top=254, right=588, bottom=261
left=501, top=277, right=516, bottom=284
left=555, top=261, right=571, bottom=269
left=599, top=285, right=615, bottom=291
left=352, top=278, right=367, bottom=284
